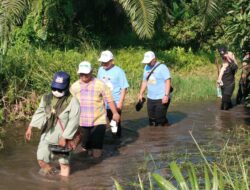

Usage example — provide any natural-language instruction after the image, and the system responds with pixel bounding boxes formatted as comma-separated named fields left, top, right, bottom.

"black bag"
left=49, top=145, right=72, bottom=155
left=170, top=86, right=174, bottom=93
left=135, top=97, right=146, bottom=111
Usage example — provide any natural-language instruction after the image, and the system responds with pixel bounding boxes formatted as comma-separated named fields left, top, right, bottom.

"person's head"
left=98, top=50, right=114, bottom=70
left=51, top=71, right=70, bottom=98
left=218, top=46, right=228, bottom=58
left=243, top=51, right=250, bottom=63
left=77, top=61, right=92, bottom=83
left=142, top=51, right=157, bottom=66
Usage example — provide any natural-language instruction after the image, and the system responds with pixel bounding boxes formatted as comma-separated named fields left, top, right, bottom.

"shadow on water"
left=0, top=100, right=250, bottom=189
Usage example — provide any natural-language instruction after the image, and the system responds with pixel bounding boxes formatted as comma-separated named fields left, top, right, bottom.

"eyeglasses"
left=51, top=88, right=64, bottom=93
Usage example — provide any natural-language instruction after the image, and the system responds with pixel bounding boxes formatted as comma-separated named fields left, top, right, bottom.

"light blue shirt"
left=97, top=65, right=129, bottom=107
left=143, top=62, right=171, bottom=100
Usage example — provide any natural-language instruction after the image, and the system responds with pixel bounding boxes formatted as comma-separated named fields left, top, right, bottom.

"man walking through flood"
left=138, top=51, right=172, bottom=126
left=217, top=46, right=238, bottom=110
left=70, top=61, right=120, bottom=158
left=97, top=50, right=129, bottom=138
left=25, top=71, right=80, bottom=177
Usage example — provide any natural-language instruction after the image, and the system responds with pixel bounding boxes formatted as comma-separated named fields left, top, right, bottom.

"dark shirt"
left=222, top=63, right=238, bottom=86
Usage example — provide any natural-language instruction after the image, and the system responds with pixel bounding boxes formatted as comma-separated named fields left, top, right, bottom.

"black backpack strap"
left=146, top=63, right=161, bottom=81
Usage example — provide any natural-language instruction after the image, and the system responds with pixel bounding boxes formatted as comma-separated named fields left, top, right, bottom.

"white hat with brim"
left=77, top=61, right=92, bottom=74
left=142, top=51, right=155, bottom=64
left=98, top=50, right=113, bottom=63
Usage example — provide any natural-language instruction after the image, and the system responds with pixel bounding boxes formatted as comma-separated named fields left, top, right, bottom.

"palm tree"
left=0, top=0, right=30, bottom=55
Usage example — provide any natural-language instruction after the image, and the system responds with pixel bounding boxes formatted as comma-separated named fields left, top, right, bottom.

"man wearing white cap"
left=97, top=50, right=129, bottom=138
left=138, top=51, right=172, bottom=126
left=70, top=61, right=120, bottom=158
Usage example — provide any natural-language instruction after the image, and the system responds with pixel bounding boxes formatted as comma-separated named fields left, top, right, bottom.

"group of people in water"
left=24, top=47, right=250, bottom=177
left=25, top=50, right=172, bottom=177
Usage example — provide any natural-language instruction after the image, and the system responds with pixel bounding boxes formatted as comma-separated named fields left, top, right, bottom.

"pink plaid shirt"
left=70, top=78, right=113, bottom=127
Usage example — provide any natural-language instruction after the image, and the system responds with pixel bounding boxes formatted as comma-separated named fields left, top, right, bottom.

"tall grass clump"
left=172, top=75, right=217, bottom=102
left=0, top=43, right=99, bottom=120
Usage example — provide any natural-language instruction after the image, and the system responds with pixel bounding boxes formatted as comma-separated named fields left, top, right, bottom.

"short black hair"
left=218, top=45, right=228, bottom=56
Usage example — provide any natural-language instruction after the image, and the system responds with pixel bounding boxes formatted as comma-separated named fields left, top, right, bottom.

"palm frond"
left=118, top=0, right=161, bottom=39
left=199, top=0, right=220, bottom=25
left=0, top=0, right=30, bottom=55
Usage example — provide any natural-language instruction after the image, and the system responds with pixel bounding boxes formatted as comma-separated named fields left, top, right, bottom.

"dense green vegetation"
left=0, top=45, right=216, bottom=122
left=0, top=0, right=248, bottom=130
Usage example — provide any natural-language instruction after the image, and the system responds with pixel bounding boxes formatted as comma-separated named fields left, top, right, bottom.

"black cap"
left=218, top=46, right=228, bottom=56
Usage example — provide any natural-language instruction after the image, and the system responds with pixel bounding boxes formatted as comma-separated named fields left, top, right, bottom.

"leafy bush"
left=1, top=45, right=216, bottom=121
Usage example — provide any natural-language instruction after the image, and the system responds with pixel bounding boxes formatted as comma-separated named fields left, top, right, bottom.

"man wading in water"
left=138, top=51, right=172, bottom=126
left=97, top=50, right=129, bottom=138
left=25, top=72, right=80, bottom=177
left=70, top=61, right=120, bottom=158
left=217, top=46, right=238, bottom=110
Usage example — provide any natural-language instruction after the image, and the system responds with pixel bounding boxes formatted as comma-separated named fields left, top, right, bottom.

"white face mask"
left=52, top=90, right=65, bottom=98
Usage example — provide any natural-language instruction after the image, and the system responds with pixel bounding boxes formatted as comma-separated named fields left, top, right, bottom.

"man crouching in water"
left=25, top=71, right=80, bottom=177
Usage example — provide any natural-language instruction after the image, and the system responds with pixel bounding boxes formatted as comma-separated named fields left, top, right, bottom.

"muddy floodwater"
left=0, top=100, right=249, bottom=190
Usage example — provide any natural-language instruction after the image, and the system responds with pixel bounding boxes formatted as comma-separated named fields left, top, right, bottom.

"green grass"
left=0, top=44, right=220, bottom=121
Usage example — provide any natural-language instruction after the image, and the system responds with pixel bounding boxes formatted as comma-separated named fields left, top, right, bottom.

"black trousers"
left=81, top=125, right=106, bottom=149
left=221, top=83, right=235, bottom=110
left=147, top=98, right=171, bottom=126
left=107, top=109, right=122, bottom=137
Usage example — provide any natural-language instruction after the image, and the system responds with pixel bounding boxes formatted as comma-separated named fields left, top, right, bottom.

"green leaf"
left=152, top=173, right=177, bottom=190
left=204, top=166, right=211, bottom=190
left=170, top=162, right=189, bottom=190
left=117, top=0, right=161, bottom=39
left=212, top=165, right=219, bottom=190
left=188, top=164, right=199, bottom=190
left=113, top=178, right=124, bottom=190
left=138, top=174, right=144, bottom=190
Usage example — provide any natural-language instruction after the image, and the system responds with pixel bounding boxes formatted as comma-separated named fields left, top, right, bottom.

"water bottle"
left=217, top=86, right=222, bottom=98
left=110, top=120, right=117, bottom=133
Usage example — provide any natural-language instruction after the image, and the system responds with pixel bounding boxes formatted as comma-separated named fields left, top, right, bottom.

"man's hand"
left=117, top=102, right=123, bottom=110
left=138, top=93, right=144, bottom=102
left=25, top=126, right=32, bottom=141
left=162, top=95, right=169, bottom=104
left=58, top=137, right=66, bottom=147
left=112, top=113, right=120, bottom=123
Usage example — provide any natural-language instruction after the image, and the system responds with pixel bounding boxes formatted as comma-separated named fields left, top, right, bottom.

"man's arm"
left=108, top=101, right=120, bottom=123
left=138, top=80, right=147, bottom=101
left=117, top=88, right=127, bottom=110
left=162, top=79, right=171, bottom=104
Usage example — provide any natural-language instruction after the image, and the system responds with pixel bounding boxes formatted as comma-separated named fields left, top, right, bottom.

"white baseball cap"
left=142, top=51, right=155, bottom=64
left=77, top=61, right=92, bottom=74
left=98, top=50, right=113, bottom=62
